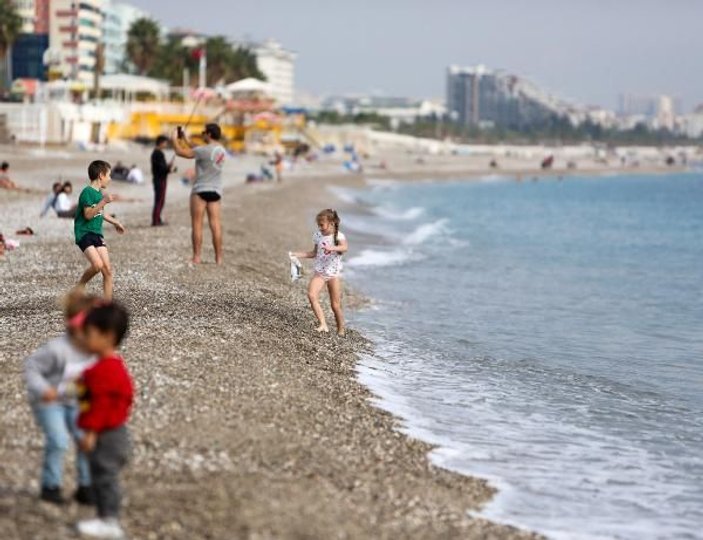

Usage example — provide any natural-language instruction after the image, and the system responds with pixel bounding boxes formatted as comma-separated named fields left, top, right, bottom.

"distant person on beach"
left=56, top=182, right=77, bottom=218
left=291, top=209, right=348, bottom=336
left=271, top=151, right=284, bottom=183
left=126, top=164, right=144, bottom=184
left=172, top=123, right=227, bottom=265
left=74, top=160, right=126, bottom=300
left=40, top=182, right=64, bottom=217
left=24, top=289, right=98, bottom=506
left=151, top=135, right=174, bottom=226
left=75, top=302, right=134, bottom=540
left=0, top=161, right=33, bottom=192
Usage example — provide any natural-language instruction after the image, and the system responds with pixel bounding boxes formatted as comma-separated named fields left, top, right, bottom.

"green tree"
left=0, top=0, right=22, bottom=89
left=126, top=18, right=161, bottom=75
left=149, top=34, right=196, bottom=86
left=230, top=46, right=265, bottom=82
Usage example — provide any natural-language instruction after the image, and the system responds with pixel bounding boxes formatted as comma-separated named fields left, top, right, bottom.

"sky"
left=128, top=0, right=703, bottom=111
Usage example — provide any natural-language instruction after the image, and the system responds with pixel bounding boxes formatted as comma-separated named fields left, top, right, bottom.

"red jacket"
left=77, top=355, right=134, bottom=432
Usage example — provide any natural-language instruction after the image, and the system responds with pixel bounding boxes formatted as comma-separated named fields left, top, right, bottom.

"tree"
left=230, top=46, right=265, bottom=82
left=0, top=0, right=22, bottom=90
left=204, top=37, right=265, bottom=86
left=126, top=18, right=160, bottom=75
left=149, top=34, right=195, bottom=86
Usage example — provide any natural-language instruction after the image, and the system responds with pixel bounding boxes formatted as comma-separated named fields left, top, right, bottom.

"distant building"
left=48, top=0, right=104, bottom=83
left=11, top=33, right=49, bottom=80
left=103, top=1, right=147, bottom=75
left=254, top=39, right=296, bottom=105
left=446, top=64, right=573, bottom=129
left=322, top=94, right=446, bottom=128
left=11, top=0, right=37, bottom=33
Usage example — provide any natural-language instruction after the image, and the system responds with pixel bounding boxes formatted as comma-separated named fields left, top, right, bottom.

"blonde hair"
left=317, top=209, right=341, bottom=246
left=62, top=287, right=99, bottom=321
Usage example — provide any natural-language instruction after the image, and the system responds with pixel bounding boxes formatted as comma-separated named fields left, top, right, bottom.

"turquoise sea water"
left=338, top=173, right=703, bottom=540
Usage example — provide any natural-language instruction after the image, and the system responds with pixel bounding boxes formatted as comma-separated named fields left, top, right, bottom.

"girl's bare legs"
left=205, top=200, right=223, bottom=265
left=307, top=275, right=329, bottom=332
left=190, top=194, right=207, bottom=264
left=327, top=277, right=345, bottom=336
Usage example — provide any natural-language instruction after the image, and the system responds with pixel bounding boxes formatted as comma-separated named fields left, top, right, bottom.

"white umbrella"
left=225, top=78, right=272, bottom=95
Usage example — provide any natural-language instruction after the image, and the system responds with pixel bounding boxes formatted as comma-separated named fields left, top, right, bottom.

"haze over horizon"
left=128, top=0, right=703, bottom=112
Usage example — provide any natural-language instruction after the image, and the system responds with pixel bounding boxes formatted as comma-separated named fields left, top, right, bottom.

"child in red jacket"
left=76, top=302, right=133, bottom=539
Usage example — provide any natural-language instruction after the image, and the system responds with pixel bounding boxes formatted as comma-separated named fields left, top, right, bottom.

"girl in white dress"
left=292, top=209, right=348, bottom=336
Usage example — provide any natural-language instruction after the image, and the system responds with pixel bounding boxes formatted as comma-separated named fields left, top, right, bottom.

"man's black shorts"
left=77, top=233, right=106, bottom=252
left=196, top=191, right=221, bottom=203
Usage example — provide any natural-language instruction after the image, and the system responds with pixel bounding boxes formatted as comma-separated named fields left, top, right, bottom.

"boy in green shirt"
left=75, top=161, right=126, bottom=300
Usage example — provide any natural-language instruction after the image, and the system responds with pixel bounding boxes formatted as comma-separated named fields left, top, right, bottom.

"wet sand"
left=0, top=142, right=648, bottom=539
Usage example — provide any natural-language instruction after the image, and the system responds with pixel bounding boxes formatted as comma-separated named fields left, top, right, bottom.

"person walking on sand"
left=172, top=123, right=227, bottom=265
left=150, top=135, right=174, bottom=226
left=74, top=160, right=126, bottom=300
left=291, top=209, right=348, bottom=336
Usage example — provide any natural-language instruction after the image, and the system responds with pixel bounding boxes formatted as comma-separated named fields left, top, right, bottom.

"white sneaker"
left=77, top=518, right=126, bottom=539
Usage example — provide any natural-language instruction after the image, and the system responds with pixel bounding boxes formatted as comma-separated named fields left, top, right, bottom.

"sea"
left=335, top=172, right=703, bottom=540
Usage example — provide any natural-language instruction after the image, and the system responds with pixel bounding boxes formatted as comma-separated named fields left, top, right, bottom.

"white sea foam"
left=372, top=205, right=425, bottom=221
left=327, top=185, right=361, bottom=204
left=346, top=248, right=414, bottom=268
left=403, top=219, right=448, bottom=245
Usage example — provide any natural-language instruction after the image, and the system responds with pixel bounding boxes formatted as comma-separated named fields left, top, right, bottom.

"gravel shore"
left=0, top=147, right=546, bottom=539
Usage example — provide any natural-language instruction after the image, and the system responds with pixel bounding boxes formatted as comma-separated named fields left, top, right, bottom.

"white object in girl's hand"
left=289, top=252, right=303, bottom=282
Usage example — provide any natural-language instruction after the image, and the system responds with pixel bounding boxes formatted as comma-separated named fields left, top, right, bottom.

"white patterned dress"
left=313, top=231, right=346, bottom=279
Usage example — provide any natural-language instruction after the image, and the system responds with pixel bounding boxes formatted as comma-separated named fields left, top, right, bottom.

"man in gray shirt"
left=172, top=123, right=227, bottom=264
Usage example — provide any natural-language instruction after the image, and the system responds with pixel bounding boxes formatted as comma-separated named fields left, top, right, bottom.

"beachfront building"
left=11, top=0, right=38, bottom=32
left=446, top=64, right=579, bottom=130
left=253, top=39, right=296, bottom=106
left=103, top=1, right=148, bottom=75
left=323, top=95, right=446, bottom=129
left=47, top=0, right=104, bottom=83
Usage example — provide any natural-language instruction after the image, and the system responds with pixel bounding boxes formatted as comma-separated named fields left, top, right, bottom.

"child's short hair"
left=1, top=161, right=8, bottom=171
left=63, top=288, right=99, bottom=320
left=84, top=302, right=130, bottom=346
left=88, top=160, right=111, bottom=181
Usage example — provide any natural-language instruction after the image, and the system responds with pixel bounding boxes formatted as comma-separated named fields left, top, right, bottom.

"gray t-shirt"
left=192, top=143, right=227, bottom=196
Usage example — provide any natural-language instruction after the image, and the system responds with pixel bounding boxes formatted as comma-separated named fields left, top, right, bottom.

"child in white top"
left=292, top=209, right=348, bottom=336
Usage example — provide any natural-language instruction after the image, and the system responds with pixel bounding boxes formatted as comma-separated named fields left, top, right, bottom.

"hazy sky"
left=129, top=0, right=703, bottom=110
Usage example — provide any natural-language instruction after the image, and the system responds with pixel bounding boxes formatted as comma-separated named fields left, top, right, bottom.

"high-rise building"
left=11, top=33, right=49, bottom=80
left=446, top=65, right=569, bottom=129
left=48, top=0, right=103, bottom=82
left=254, top=39, right=296, bottom=105
left=103, top=1, right=147, bottom=75
left=11, top=0, right=36, bottom=33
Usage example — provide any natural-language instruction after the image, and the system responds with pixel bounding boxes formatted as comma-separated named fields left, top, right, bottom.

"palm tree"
left=205, top=36, right=233, bottom=86
left=231, top=47, right=265, bottom=82
left=150, top=34, right=197, bottom=86
left=0, top=0, right=22, bottom=90
left=126, top=18, right=160, bottom=76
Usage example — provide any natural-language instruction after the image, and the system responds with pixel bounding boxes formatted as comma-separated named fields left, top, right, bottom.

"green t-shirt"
left=74, top=185, right=104, bottom=243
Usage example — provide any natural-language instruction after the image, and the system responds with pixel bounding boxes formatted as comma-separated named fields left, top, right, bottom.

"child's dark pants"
left=89, top=426, right=130, bottom=518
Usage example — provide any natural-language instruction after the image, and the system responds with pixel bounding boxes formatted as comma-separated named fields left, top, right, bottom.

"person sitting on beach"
left=172, top=123, right=227, bottom=265
left=111, top=162, right=129, bottom=181
left=56, top=182, right=78, bottom=218
left=40, top=182, right=64, bottom=217
left=0, top=161, right=33, bottom=192
left=126, top=164, right=144, bottom=184
left=24, top=289, right=98, bottom=506
left=291, top=209, right=348, bottom=336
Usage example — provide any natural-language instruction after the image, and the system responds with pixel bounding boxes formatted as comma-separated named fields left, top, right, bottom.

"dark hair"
left=52, top=182, right=62, bottom=192
left=62, top=181, right=72, bottom=191
left=84, top=302, right=130, bottom=347
left=204, top=123, right=222, bottom=141
left=1, top=161, right=8, bottom=170
left=316, top=208, right=341, bottom=246
left=88, top=160, right=111, bottom=181
left=155, top=135, right=169, bottom=146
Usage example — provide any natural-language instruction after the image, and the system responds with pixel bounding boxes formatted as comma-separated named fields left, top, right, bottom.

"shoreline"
left=0, top=150, right=541, bottom=538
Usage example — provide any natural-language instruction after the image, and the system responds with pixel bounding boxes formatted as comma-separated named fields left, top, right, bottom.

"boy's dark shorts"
left=77, top=233, right=106, bottom=252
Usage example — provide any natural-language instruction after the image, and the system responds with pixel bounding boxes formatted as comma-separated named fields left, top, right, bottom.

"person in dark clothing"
left=151, top=136, right=174, bottom=226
